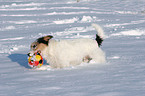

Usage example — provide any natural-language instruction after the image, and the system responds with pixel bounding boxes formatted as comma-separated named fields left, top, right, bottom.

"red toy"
left=28, top=51, right=43, bottom=68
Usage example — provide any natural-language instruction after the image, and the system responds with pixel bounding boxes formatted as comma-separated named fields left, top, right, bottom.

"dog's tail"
left=92, top=23, right=105, bottom=47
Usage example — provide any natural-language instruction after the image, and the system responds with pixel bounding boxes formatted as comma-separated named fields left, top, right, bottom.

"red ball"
left=28, top=52, right=43, bottom=68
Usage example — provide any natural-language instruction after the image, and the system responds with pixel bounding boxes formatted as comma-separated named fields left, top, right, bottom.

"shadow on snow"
left=8, top=53, right=30, bottom=68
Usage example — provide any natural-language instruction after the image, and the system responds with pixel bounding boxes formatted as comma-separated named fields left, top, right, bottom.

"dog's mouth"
left=27, top=50, right=41, bottom=57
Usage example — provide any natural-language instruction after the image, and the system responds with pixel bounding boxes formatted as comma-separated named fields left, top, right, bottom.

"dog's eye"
left=32, top=45, right=37, bottom=49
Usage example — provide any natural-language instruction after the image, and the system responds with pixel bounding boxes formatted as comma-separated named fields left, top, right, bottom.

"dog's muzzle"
left=27, top=52, right=34, bottom=57
left=27, top=50, right=41, bottom=56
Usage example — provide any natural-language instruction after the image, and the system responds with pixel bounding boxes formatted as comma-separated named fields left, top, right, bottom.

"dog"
left=28, top=24, right=106, bottom=68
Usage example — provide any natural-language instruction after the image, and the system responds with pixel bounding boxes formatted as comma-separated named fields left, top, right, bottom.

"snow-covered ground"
left=0, top=0, right=145, bottom=96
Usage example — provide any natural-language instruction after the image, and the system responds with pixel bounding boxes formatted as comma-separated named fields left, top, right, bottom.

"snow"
left=53, top=17, right=79, bottom=24
left=0, top=0, right=145, bottom=96
left=0, top=37, right=24, bottom=41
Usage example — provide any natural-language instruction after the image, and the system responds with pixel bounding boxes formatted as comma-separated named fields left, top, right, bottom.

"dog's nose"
left=27, top=52, right=34, bottom=56
left=27, top=53, right=30, bottom=56
left=27, top=51, right=36, bottom=56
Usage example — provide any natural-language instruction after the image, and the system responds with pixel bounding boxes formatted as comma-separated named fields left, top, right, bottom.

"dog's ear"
left=37, top=35, right=53, bottom=45
left=43, top=35, right=53, bottom=41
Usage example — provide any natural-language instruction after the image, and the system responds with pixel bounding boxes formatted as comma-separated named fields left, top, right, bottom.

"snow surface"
left=0, top=0, right=145, bottom=96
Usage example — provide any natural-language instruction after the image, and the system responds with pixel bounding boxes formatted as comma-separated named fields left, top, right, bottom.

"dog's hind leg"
left=89, top=49, right=106, bottom=63
left=83, top=55, right=92, bottom=63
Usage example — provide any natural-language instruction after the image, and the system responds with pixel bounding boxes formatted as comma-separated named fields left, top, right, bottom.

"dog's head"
left=28, top=35, right=53, bottom=56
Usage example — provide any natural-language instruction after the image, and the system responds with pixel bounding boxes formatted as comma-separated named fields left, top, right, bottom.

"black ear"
left=37, top=35, right=53, bottom=45
left=43, top=35, right=53, bottom=41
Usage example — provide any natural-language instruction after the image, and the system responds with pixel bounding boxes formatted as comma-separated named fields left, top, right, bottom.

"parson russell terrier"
left=28, top=24, right=106, bottom=68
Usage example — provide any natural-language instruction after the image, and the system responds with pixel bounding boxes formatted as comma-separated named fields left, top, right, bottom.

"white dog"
left=28, top=24, right=106, bottom=68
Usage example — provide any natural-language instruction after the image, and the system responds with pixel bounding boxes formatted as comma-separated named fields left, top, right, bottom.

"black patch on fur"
left=96, top=34, right=103, bottom=47
left=37, top=37, right=49, bottom=45
left=37, top=35, right=53, bottom=45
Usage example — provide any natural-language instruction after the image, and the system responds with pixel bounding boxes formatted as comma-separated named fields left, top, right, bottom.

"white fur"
left=92, top=23, right=105, bottom=39
left=40, top=24, right=106, bottom=68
